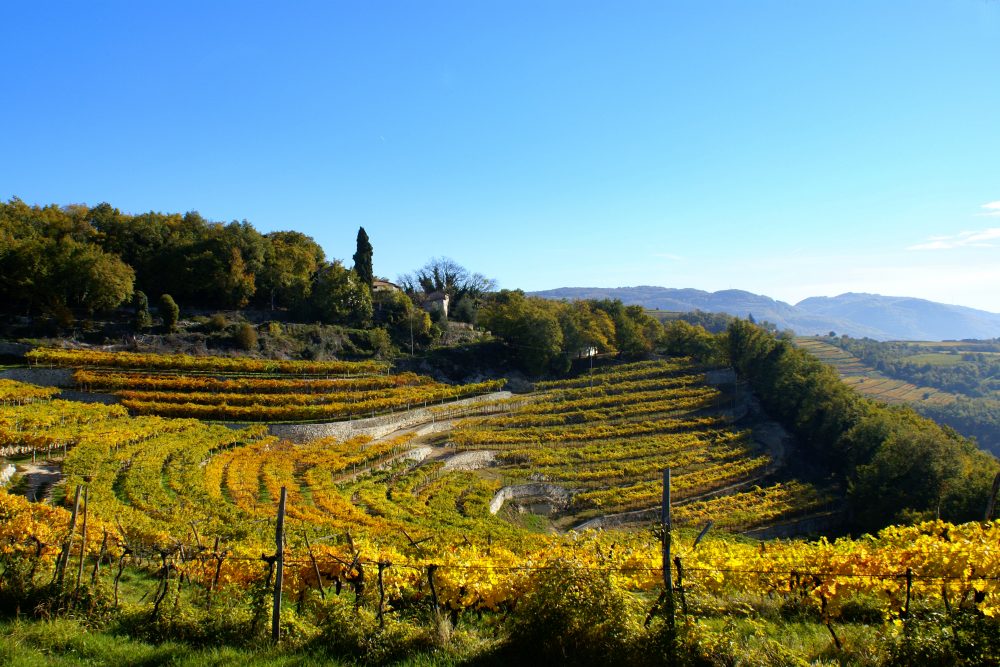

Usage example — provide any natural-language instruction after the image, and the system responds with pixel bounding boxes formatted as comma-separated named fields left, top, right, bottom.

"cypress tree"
left=134, top=291, right=152, bottom=330
left=352, top=227, right=374, bottom=289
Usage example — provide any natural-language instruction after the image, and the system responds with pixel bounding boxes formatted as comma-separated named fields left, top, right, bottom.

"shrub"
left=207, top=313, right=228, bottom=332
left=234, top=322, right=258, bottom=351
left=159, top=294, right=179, bottom=332
left=312, top=597, right=435, bottom=664
left=134, top=291, right=152, bottom=331
left=887, top=611, right=1000, bottom=667
left=506, top=559, right=643, bottom=665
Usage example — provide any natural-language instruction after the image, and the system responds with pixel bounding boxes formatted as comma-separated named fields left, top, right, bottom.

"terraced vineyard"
left=33, top=348, right=504, bottom=422
left=2, top=357, right=832, bottom=552
left=794, top=337, right=956, bottom=406
left=1, top=354, right=998, bottom=645
left=445, top=360, right=831, bottom=529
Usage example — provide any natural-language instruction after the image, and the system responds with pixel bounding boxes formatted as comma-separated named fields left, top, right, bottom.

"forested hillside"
left=0, top=198, right=370, bottom=322
left=663, top=320, right=1000, bottom=532
left=800, top=336, right=1000, bottom=456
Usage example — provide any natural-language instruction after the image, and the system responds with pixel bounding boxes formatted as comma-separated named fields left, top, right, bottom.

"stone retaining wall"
left=489, top=483, right=573, bottom=515
left=573, top=507, right=660, bottom=531
left=268, top=391, right=511, bottom=443
left=741, top=511, right=842, bottom=539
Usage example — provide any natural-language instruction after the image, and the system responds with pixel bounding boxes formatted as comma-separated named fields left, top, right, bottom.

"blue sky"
left=3, top=1, right=1000, bottom=311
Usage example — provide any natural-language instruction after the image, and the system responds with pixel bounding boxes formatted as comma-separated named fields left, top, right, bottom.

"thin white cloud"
left=907, top=227, right=1000, bottom=251
left=977, top=201, right=1000, bottom=217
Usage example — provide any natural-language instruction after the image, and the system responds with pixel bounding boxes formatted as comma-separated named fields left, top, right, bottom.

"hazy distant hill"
left=529, top=287, right=1000, bottom=341
left=795, top=293, right=1000, bottom=341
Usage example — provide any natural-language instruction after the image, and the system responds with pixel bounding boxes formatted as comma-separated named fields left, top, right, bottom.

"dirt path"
left=17, top=462, right=62, bottom=501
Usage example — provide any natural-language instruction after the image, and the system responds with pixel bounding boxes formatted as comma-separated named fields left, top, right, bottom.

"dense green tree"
left=307, top=261, right=373, bottom=327
left=352, top=227, right=374, bottom=289
left=591, top=300, right=661, bottom=355
left=723, top=318, right=999, bottom=531
left=0, top=199, right=351, bottom=315
left=661, top=319, right=721, bottom=362
left=134, top=291, right=152, bottom=330
left=558, top=301, right=617, bottom=358
left=86, top=205, right=267, bottom=308
left=259, top=231, right=325, bottom=310
left=159, top=294, right=179, bottom=332
left=63, top=242, right=135, bottom=313
left=373, top=289, right=431, bottom=351
left=0, top=201, right=134, bottom=315
left=480, top=291, right=564, bottom=375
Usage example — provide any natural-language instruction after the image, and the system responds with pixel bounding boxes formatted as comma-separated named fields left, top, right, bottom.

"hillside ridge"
left=530, top=286, right=1000, bottom=341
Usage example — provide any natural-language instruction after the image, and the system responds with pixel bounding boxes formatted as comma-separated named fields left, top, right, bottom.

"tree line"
left=830, top=336, right=1000, bottom=398
left=823, top=335, right=1000, bottom=456
left=478, top=291, right=663, bottom=375
left=0, top=199, right=475, bottom=350
left=0, top=198, right=371, bottom=321
left=664, top=318, right=1000, bottom=532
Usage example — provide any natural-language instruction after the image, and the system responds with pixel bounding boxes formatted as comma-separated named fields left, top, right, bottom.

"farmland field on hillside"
left=795, top=336, right=1000, bottom=455
left=1, top=350, right=998, bottom=664
left=794, top=338, right=956, bottom=406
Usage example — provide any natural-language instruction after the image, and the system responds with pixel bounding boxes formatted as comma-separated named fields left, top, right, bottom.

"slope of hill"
left=795, top=336, right=1000, bottom=456
left=3, top=350, right=999, bottom=664
left=796, top=292, right=1000, bottom=341
left=530, top=286, right=1000, bottom=340
left=794, top=337, right=958, bottom=406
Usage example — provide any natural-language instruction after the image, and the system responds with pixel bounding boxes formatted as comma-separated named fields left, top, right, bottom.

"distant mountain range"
left=528, top=287, right=1000, bottom=341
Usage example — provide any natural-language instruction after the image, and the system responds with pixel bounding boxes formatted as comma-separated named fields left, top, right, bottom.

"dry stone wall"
left=268, top=391, right=512, bottom=443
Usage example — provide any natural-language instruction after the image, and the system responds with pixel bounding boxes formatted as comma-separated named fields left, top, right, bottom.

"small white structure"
left=424, top=291, right=449, bottom=318
left=372, top=279, right=401, bottom=293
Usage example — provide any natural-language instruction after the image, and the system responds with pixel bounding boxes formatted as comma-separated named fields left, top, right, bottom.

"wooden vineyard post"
left=91, top=529, right=108, bottom=584
left=902, top=568, right=913, bottom=620
left=75, top=485, right=89, bottom=596
left=662, top=468, right=675, bottom=631
left=272, top=486, right=287, bottom=643
left=55, top=484, right=82, bottom=590
left=304, top=532, right=325, bottom=600
left=377, top=561, right=388, bottom=628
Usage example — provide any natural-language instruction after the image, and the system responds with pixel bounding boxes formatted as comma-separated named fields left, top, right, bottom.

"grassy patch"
left=0, top=618, right=342, bottom=667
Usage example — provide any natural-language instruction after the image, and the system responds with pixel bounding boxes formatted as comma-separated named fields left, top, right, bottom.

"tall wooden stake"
left=304, top=532, right=325, bottom=599
left=272, top=486, right=287, bottom=642
left=56, top=484, right=82, bottom=590
left=75, top=485, right=89, bottom=596
left=662, top=468, right=675, bottom=630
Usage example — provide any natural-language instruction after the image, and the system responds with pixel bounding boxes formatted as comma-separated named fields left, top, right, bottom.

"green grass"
left=0, top=619, right=330, bottom=667
left=905, top=353, right=963, bottom=367
left=683, top=616, right=886, bottom=666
